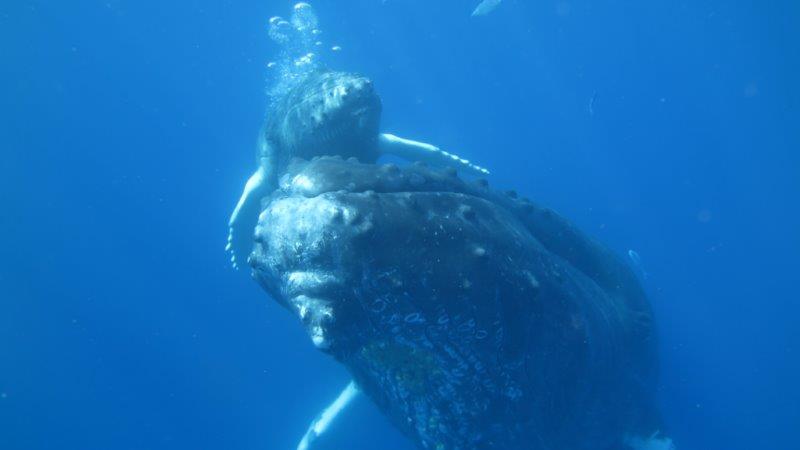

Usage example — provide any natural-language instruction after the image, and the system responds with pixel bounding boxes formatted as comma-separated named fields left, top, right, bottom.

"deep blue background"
left=1, top=1, right=798, bottom=449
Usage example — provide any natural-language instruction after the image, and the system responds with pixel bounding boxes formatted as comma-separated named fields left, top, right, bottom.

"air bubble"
left=265, top=4, right=327, bottom=101
left=269, top=19, right=294, bottom=44
left=294, top=52, right=316, bottom=67
left=292, top=2, right=318, bottom=31
left=331, top=45, right=342, bottom=52
left=267, top=62, right=277, bottom=69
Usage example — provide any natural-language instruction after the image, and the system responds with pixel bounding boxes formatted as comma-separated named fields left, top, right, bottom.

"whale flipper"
left=378, top=132, right=490, bottom=176
left=297, top=380, right=360, bottom=450
left=226, top=163, right=270, bottom=269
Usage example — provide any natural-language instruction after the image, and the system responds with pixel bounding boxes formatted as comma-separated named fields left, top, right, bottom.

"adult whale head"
left=249, top=157, right=672, bottom=450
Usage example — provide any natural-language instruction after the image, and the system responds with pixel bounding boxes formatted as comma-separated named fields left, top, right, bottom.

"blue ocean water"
left=1, top=0, right=798, bottom=449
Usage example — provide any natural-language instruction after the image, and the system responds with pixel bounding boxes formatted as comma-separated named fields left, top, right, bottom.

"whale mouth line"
left=284, top=120, right=352, bottom=154
left=311, top=121, right=349, bottom=144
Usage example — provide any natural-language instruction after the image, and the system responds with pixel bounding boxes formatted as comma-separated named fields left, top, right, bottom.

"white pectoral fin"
left=226, top=166, right=268, bottom=269
left=379, top=133, right=490, bottom=176
left=297, top=380, right=360, bottom=450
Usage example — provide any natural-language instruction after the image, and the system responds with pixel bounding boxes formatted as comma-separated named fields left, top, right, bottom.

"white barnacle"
left=298, top=304, right=309, bottom=320
left=292, top=173, right=315, bottom=190
left=311, top=326, right=328, bottom=348
left=287, top=271, right=337, bottom=293
left=339, top=206, right=357, bottom=225
left=291, top=295, right=335, bottom=349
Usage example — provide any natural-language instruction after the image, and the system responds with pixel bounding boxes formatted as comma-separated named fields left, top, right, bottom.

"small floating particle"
left=331, top=45, right=342, bottom=52
left=697, top=209, right=712, bottom=223
left=472, top=246, right=487, bottom=257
